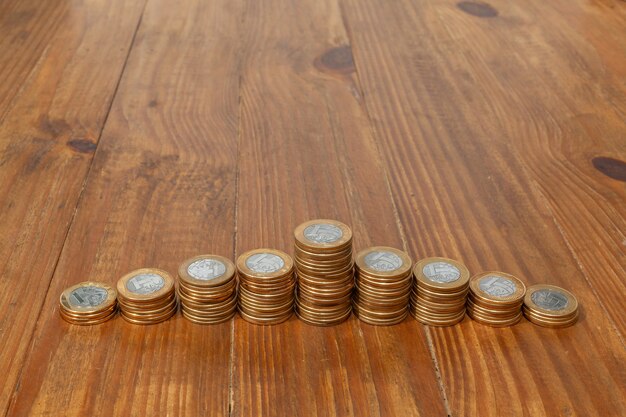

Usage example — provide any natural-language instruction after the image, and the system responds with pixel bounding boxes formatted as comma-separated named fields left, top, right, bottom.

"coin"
left=59, top=281, right=118, bottom=325
left=522, top=284, right=579, bottom=328
left=117, top=268, right=177, bottom=325
left=294, top=219, right=353, bottom=252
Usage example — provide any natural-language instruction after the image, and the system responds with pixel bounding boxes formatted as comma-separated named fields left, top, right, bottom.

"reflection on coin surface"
left=69, top=286, right=108, bottom=307
left=478, top=276, right=516, bottom=297
left=303, top=224, right=343, bottom=244
left=126, top=273, right=165, bottom=294
left=246, top=253, right=285, bottom=273
left=187, top=259, right=226, bottom=280
left=422, top=262, right=460, bottom=283
left=531, top=289, right=569, bottom=311
left=364, top=251, right=403, bottom=271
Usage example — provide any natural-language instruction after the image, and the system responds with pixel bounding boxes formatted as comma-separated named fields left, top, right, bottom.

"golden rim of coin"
left=120, top=308, right=176, bottom=325
left=178, top=254, right=236, bottom=288
left=467, top=309, right=523, bottom=326
left=181, top=309, right=235, bottom=324
left=413, top=257, right=470, bottom=291
left=237, top=248, right=294, bottom=280
left=411, top=310, right=465, bottom=327
left=59, top=303, right=117, bottom=320
left=238, top=308, right=293, bottom=325
left=523, top=309, right=579, bottom=328
left=117, top=268, right=175, bottom=302
left=354, top=308, right=408, bottom=326
left=354, top=246, right=412, bottom=278
left=59, top=310, right=117, bottom=325
left=523, top=284, right=578, bottom=317
left=118, top=290, right=176, bottom=309
left=469, top=271, right=526, bottom=305
left=60, top=281, right=117, bottom=314
left=296, top=307, right=352, bottom=326
left=294, top=219, right=353, bottom=252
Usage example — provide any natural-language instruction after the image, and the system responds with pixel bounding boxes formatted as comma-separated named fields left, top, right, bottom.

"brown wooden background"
left=0, top=0, right=625, bottom=415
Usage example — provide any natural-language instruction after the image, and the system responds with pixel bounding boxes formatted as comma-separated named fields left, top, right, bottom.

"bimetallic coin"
left=422, top=262, right=460, bottom=284
left=364, top=251, right=402, bottom=271
left=470, top=272, right=526, bottom=304
left=304, top=223, right=343, bottom=244
left=60, top=282, right=117, bottom=315
left=246, top=253, right=285, bottom=273
left=188, top=259, right=226, bottom=280
left=126, top=273, right=165, bottom=295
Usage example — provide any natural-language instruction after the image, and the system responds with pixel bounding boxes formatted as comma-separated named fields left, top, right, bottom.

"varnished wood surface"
left=1, top=0, right=625, bottom=416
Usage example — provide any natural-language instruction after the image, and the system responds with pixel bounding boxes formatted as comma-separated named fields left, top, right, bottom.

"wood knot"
left=592, top=156, right=626, bottom=182
left=457, top=1, right=498, bottom=18
left=67, top=139, right=97, bottom=154
left=315, top=46, right=355, bottom=75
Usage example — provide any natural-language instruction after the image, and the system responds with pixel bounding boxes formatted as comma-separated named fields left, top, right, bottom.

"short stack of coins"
left=59, top=282, right=117, bottom=325
left=467, top=272, right=526, bottom=327
left=523, top=284, right=579, bottom=328
left=178, top=255, right=237, bottom=324
left=294, top=219, right=354, bottom=326
left=117, top=268, right=177, bottom=325
left=237, top=249, right=295, bottom=325
left=410, top=257, right=470, bottom=326
left=353, top=247, right=412, bottom=326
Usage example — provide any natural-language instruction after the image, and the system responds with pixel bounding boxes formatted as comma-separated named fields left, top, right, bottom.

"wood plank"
left=6, top=0, right=242, bottom=415
left=232, top=1, right=447, bottom=416
left=339, top=0, right=626, bottom=415
left=0, top=0, right=146, bottom=413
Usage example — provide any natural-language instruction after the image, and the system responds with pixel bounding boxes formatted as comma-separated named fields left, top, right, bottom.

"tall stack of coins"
left=294, top=219, right=354, bottom=326
left=178, top=255, right=237, bottom=324
left=59, top=282, right=117, bottom=325
left=353, top=247, right=412, bottom=326
left=117, top=268, right=177, bottom=325
left=237, top=249, right=295, bottom=325
left=410, top=257, right=470, bottom=326
left=467, top=272, right=526, bottom=327
left=523, top=284, right=579, bottom=328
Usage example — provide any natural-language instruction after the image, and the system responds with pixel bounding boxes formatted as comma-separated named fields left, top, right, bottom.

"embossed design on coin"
left=69, top=286, right=108, bottom=307
left=246, top=253, right=285, bottom=273
left=187, top=259, right=226, bottom=280
left=531, top=289, right=568, bottom=311
left=303, top=223, right=343, bottom=244
left=422, top=262, right=460, bottom=283
left=479, top=276, right=516, bottom=297
left=364, top=251, right=403, bottom=271
left=126, top=273, right=165, bottom=294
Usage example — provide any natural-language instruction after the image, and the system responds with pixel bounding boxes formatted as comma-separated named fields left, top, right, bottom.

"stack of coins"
left=117, top=268, right=177, bottom=325
left=410, top=257, right=470, bottom=326
left=467, top=272, right=526, bottom=327
left=353, top=247, right=412, bottom=326
left=237, top=249, right=295, bottom=325
left=294, top=219, right=354, bottom=326
left=523, top=284, right=579, bottom=328
left=59, top=282, right=117, bottom=325
left=178, top=255, right=238, bottom=324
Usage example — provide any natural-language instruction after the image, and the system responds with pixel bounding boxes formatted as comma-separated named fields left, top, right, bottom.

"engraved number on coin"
left=187, top=259, right=226, bottom=280
left=126, top=273, right=165, bottom=294
left=246, top=253, right=285, bottom=273
left=69, top=286, right=108, bottom=307
left=303, top=224, right=343, bottom=244
left=531, top=289, right=569, bottom=311
left=478, top=276, right=517, bottom=297
left=364, top=251, right=403, bottom=272
left=422, top=262, right=460, bottom=283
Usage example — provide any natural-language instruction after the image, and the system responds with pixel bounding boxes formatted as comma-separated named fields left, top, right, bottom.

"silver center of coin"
left=303, top=223, right=343, bottom=244
left=69, top=286, right=108, bottom=307
left=364, top=251, right=403, bottom=272
left=126, top=273, right=165, bottom=294
left=479, top=276, right=517, bottom=297
left=187, top=259, right=226, bottom=280
left=246, top=253, right=285, bottom=273
left=531, top=289, right=569, bottom=311
left=422, top=262, right=460, bottom=283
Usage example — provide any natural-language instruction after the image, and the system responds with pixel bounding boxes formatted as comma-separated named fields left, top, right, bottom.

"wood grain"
left=339, top=0, right=626, bottom=415
left=0, top=0, right=146, bottom=413
left=6, top=0, right=242, bottom=415
left=232, top=0, right=446, bottom=416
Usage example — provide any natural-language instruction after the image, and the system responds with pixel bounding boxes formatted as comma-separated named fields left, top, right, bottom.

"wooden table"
left=1, top=0, right=624, bottom=415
